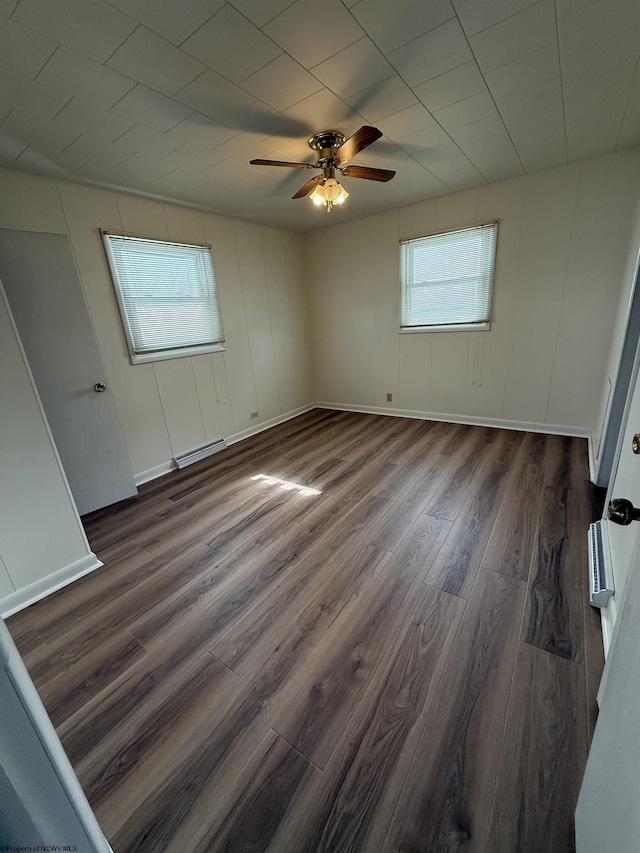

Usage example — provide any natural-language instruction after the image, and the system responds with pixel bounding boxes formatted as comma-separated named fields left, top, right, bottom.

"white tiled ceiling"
left=0, top=0, right=638, bottom=231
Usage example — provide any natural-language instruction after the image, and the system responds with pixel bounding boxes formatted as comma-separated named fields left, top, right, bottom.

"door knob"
left=608, top=498, right=640, bottom=525
left=94, top=382, right=108, bottom=393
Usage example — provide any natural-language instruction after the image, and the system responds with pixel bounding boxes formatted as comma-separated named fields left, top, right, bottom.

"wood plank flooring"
left=6, top=409, right=603, bottom=853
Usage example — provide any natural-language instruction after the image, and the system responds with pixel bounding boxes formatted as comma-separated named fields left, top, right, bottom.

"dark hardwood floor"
left=6, top=408, right=603, bottom=852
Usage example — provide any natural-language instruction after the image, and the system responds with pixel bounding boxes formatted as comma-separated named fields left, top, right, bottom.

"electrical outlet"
left=386, top=392, right=393, bottom=402
left=250, top=410, right=259, bottom=420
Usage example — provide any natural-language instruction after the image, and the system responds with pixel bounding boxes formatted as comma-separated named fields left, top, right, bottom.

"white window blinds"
left=103, top=232, right=225, bottom=363
left=400, top=222, right=497, bottom=331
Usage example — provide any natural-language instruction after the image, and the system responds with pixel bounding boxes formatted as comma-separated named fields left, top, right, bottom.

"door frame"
left=599, top=313, right=640, bottom=656
left=595, top=244, right=640, bottom=487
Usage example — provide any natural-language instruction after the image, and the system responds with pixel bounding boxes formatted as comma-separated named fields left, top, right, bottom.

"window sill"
left=129, top=343, right=226, bottom=365
left=400, top=322, right=491, bottom=334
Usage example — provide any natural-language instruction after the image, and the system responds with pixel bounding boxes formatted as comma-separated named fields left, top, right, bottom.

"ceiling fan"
left=249, top=125, right=395, bottom=212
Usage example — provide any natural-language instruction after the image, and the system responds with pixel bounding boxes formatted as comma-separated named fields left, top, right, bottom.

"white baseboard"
left=587, top=428, right=598, bottom=482
left=132, top=403, right=317, bottom=485
left=134, top=460, right=175, bottom=486
left=225, top=404, right=316, bottom=447
left=315, top=401, right=590, bottom=440
left=0, top=553, right=103, bottom=618
left=134, top=401, right=591, bottom=487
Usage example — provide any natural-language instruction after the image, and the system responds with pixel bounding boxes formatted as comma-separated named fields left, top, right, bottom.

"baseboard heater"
left=587, top=520, right=614, bottom=607
left=173, top=438, right=227, bottom=469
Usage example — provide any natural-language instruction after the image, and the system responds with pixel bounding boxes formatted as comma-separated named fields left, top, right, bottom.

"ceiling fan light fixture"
left=251, top=125, right=395, bottom=207
left=323, top=178, right=341, bottom=202
left=336, top=184, right=349, bottom=204
left=309, top=178, right=349, bottom=211
left=309, top=184, right=325, bottom=205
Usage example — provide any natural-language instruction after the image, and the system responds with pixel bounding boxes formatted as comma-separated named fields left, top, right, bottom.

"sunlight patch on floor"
left=250, top=474, right=322, bottom=497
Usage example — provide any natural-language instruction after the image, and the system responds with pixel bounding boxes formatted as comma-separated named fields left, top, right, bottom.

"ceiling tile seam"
left=474, top=35, right=559, bottom=79
left=288, top=36, right=398, bottom=103
left=614, top=52, right=640, bottom=150
left=33, top=45, right=140, bottom=112
left=6, top=141, right=30, bottom=164
left=20, top=31, right=59, bottom=82
left=320, top=18, right=455, bottom=149
left=105, top=82, right=244, bottom=149
left=169, top=69, right=254, bottom=132
left=356, top=8, right=493, bottom=143
left=270, top=83, right=357, bottom=126
left=168, top=4, right=224, bottom=49
left=233, top=0, right=299, bottom=29
left=553, top=0, right=569, bottom=166
left=177, top=3, right=286, bottom=66
left=452, top=0, right=543, bottom=39
left=321, top=16, right=476, bottom=181
left=101, top=0, right=219, bottom=49
left=107, top=83, right=143, bottom=115
left=241, top=7, right=366, bottom=85
left=100, top=21, right=143, bottom=66
left=0, top=27, right=249, bottom=147
left=460, top=28, right=529, bottom=174
left=348, top=8, right=458, bottom=57
left=108, top=122, right=189, bottom=163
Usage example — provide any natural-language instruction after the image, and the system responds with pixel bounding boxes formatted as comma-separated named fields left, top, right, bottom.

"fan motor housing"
left=309, top=131, right=346, bottom=163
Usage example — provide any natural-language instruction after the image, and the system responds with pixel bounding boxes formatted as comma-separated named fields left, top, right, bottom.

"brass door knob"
left=608, top=498, right=640, bottom=525
left=94, top=382, right=108, bottom=393
left=633, top=433, right=640, bottom=454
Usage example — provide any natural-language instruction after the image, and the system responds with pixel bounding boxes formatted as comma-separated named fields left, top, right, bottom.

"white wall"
left=0, top=282, right=94, bottom=615
left=0, top=167, right=314, bottom=482
left=306, top=149, right=640, bottom=439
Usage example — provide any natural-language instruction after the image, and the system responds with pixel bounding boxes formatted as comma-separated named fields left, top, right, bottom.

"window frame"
left=399, top=220, right=499, bottom=334
left=101, top=229, right=225, bottom=365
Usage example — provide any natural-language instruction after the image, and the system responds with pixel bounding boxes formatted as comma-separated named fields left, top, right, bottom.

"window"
left=102, top=231, right=225, bottom=364
left=400, top=221, right=498, bottom=332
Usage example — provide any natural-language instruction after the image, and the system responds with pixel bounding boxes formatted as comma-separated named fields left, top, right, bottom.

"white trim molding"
left=225, top=404, right=316, bottom=447
left=133, top=401, right=591, bottom=487
left=133, top=404, right=316, bottom=485
left=134, top=460, right=175, bottom=486
left=315, top=401, right=591, bottom=440
left=0, top=553, right=103, bottom=619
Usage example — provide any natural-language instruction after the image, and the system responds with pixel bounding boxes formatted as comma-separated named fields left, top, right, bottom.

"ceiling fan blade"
left=341, top=165, right=396, bottom=182
left=292, top=175, right=323, bottom=199
left=333, top=126, right=383, bottom=165
left=250, top=158, right=316, bottom=169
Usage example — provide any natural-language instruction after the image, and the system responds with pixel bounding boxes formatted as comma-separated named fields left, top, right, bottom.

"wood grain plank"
left=522, top=485, right=585, bottom=663
left=426, top=430, right=523, bottom=598
left=36, top=630, right=147, bottom=727
left=191, top=732, right=318, bottom=853
left=210, top=537, right=388, bottom=676
left=269, top=584, right=466, bottom=853
left=383, top=568, right=526, bottom=853
left=481, top=461, right=543, bottom=579
left=367, top=457, right=452, bottom=552
left=486, top=643, right=588, bottom=853
left=105, top=551, right=393, bottom=851
left=481, top=432, right=547, bottom=580
left=425, top=426, right=500, bottom=521
left=65, top=647, right=239, bottom=809
left=273, top=517, right=452, bottom=768
left=130, top=493, right=391, bottom=653
left=25, top=542, right=223, bottom=683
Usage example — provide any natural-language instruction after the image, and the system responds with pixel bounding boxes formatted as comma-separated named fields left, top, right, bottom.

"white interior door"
left=575, top=354, right=640, bottom=851
left=0, top=229, right=137, bottom=516
left=601, top=355, right=640, bottom=648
